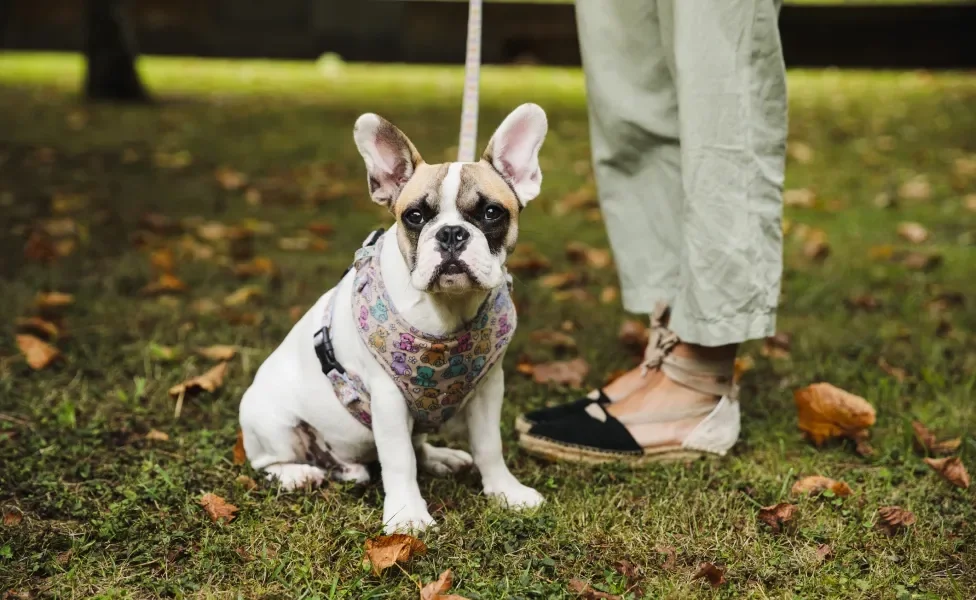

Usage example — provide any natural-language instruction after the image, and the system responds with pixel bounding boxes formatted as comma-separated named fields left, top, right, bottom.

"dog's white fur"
left=239, top=105, right=547, bottom=533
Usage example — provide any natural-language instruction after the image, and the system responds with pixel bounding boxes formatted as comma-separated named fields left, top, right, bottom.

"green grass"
left=0, top=53, right=974, bottom=599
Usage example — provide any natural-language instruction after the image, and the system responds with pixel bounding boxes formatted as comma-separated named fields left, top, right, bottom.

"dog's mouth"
left=430, top=259, right=479, bottom=293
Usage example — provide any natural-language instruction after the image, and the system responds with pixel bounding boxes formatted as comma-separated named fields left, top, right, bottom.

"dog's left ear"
left=354, top=113, right=424, bottom=207
left=482, top=103, right=548, bottom=206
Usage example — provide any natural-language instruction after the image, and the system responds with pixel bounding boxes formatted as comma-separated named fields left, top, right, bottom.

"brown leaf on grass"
left=911, top=421, right=961, bottom=456
left=599, top=286, right=619, bottom=304
left=816, top=544, right=833, bottom=562
left=214, top=166, right=248, bottom=191
left=868, top=244, right=895, bottom=261
left=150, top=344, right=181, bottom=362
left=794, top=383, right=876, bottom=446
left=150, top=247, right=175, bottom=274
left=901, top=252, right=942, bottom=271
left=529, top=330, right=577, bottom=351
left=898, top=176, right=931, bottom=201
left=539, top=272, right=582, bottom=290
left=924, top=457, right=970, bottom=489
left=530, top=358, right=590, bottom=388
left=2, top=506, right=23, bottom=526
left=516, top=356, right=536, bottom=377
left=691, top=562, right=726, bottom=588
left=618, top=320, right=649, bottom=351
left=553, top=289, right=594, bottom=303
left=925, top=291, right=965, bottom=316
left=35, top=292, right=73, bottom=311
left=197, top=221, right=229, bottom=241
left=565, top=242, right=612, bottom=269
left=877, top=357, right=907, bottom=383
left=199, top=493, right=237, bottom=523
left=845, top=294, right=882, bottom=311
left=567, top=579, right=621, bottom=600
left=140, top=274, right=188, bottom=296
left=761, top=333, right=792, bottom=360
left=654, top=545, right=677, bottom=571
left=16, top=334, right=61, bottom=370
left=145, top=429, right=170, bottom=441
left=139, top=212, right=180, bottom=234
left=236, top=475, right=257, bottom=491
left=965, top=194, right=976, bottom=213
left=15, top=317, right=59, bottom=339
left=783, top=188, right=816, bottom=208
left=222, top=311, right=264, bottom=326
left=791, top=476, right=852, bottom=497
left=508, top=244, right=551, bottom=276
left=802, top=229, right=830, bottom=260
left=168, top=362, right=229, bottom=397
left=191, top=298, right=220, bottom=315
left=177, top=235, right=216, bottom=261
left=278, top=236, right=312, bottom=251
left=363, top=534, right=427, bottom=575
left=787, top=141, right=814, bottom=164
left=733, top=356, right=755, bottom=383
left=24, top=231, right=58, bottom=263
left=197, top=345, right=238, bottom=362
left=613, top=560, right=644, bottom=597
left=232, top=257, right=279, bottom=279
left=233, top=429, right=247, bottom=465
left=421, top=569, right=471, bottom=600
left=306, top=222, right=334, bottom=236
left=224, top=286, right=262, bottom=307
left=554, top=186, right=598, bottom=216
left=41, top=217, right=77, bottom=237
left=897, top=222, right=929, bottom=244
left=758, top=502, right=798, bottom=533
left=876, top=506, right=915, bottom=536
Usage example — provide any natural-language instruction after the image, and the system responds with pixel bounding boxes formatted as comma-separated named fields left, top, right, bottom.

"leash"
left=457, top=0, right=483, bottom=163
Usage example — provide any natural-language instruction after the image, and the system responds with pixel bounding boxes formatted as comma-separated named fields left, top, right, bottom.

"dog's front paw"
left=383, top=500, right=436, bottom=533
left=485, top=482, right=544, bottom=510
left=265, top=464, right=327, bottom=491
left=420, top=444, right=473, bottom=476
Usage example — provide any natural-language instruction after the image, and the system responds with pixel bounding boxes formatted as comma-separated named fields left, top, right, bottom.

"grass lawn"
left=0, top=53, right=974, bottom=599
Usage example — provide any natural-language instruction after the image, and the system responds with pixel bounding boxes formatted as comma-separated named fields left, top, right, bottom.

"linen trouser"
left=576, top=0, right=788, bottom=346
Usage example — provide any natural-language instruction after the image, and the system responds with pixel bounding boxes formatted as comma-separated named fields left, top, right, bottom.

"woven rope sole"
left=514, top=415, right=534, bottom=435
left=518, top=433, right=713, bottom=465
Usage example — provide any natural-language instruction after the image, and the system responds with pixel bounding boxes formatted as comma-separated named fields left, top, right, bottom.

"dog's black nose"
left=435, top=225, right=470, bottom=254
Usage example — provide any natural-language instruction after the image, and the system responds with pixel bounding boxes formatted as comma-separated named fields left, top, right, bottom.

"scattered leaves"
left=654, top=545, right=677, bottom=571
left=923, top=456, right=970, bottom=489
left=877, top=357, right=907, bottom=383
left=149, top=344, right=181, bottom=362
left=901, top=252, right=942, bottom=271
left=168, top=362, right=229, bottom=397
left=733, top=355, right=755, bottom=382
left=363, top=534, right=427, bottom=575
left=306, top=221, right=334, bottom=236
left=233, top=429, right=247, bottom=465
left=2, top=506, right=23, bottom=526
left=565, top=242, right=612, bottom=269
left=140, top=274, right=188, bottom=296
left=214, top=166, right=248, bottom=190
left=232, top=257, right=278, bottom=278
left=898, top=176, right=931, bottom=201
left=618, top=320, right=649, bottom=351
left=145, top=429, right=170, bottom=442
left=791, top=475, right=852, bottom=497
left=911, top=421, right=961, bottom=456
left=784, top=188, right=816, bottom=208
left=897, top=222, right=929, bottom=244
left=794, top=383, right=876, bottom=447
left=529, top=329, right=577, bottom=351
left=567, top=579, right=621, bottom=600
left=539, top=272, right=582, bottom=290
left=845, top=294, right=882, bottom=311
left=528, top=358, right=590, bottom=388
left=149, top=247, right=176, bottom=274
left=236, top=475, right=258, bottom=491
left=761, top=333, right=792, bottom=360
left=876, top=506, right=915, bottom=536
left=787, top=141, right=814, bottom=164
left=802, top=229, right=830, bottom=260
left=14, top=317, right=59, bottom=339
left=816, top=544, right=833, bottom=562
left=691, top=562, right=726, bottom=588
left=15, top=334, right=61, bottom=370
left=35, top=291, right=73, bottom=311
left=421, top=569, right=470, bottom=600
left=613, top=560, right=644, bottom=598
left=197, top=345, right=238, bottom=361
left=599, top=286, right=619, bottom=304
left=758, top=502, right=798, bottom=533
left=199, top=493, right=238, bottom=523
left=224, top=286, right=262, bottom=307
left=508, top=244, right=551, bottom=276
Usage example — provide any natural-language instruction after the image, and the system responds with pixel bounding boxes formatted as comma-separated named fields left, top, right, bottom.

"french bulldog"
left=239, top=104, right=548, bottom=532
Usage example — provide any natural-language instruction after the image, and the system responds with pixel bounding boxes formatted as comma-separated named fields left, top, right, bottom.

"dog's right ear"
left=353, top=114, right=423, bottom=207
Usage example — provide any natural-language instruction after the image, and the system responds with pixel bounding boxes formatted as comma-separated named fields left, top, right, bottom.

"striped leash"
left=457, top=0, right=483, bottom=163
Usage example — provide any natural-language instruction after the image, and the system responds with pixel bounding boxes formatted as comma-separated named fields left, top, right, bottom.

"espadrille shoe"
left=518, top=351, right=740, bottom=464
left=514, top=303, right=679, bottom=434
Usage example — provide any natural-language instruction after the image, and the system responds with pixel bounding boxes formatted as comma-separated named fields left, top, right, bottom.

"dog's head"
left=353, top=104, right=547, bottom=294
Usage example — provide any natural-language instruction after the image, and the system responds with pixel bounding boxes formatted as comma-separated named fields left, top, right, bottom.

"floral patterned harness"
left=314, top=230, right=517, bottom=433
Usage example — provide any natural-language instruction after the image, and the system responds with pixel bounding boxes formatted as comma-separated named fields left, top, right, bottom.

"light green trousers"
left=576, top=0, right=788, bottom=346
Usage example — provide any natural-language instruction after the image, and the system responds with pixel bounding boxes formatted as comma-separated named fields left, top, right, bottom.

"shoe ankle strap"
left=640, top=302, right=680, bottom=375
left=661, top=354, right=734, bottom=397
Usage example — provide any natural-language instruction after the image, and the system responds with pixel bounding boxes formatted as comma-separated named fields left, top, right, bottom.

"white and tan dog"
left=239, top=104, right=548, bottom=532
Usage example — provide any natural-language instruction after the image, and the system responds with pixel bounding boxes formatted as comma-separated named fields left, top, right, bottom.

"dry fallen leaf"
left=599, top=286, right=619, bottom=304
left=139, top=212, right=179, bottom=234
left=734, top=355, right=755, bottom=383
left=553, top=289, right=594, bottom=303
left=539, top=272, right=582, bottom=290
left=618, top=320, right=649, bottom=351
left=845, top=294, right=882, bottom=311
left=224, top=286, right=262, bottom=307
left=898, top=176, right=931, bottom=201
left=168, top=362, right=229, bottom=397
left=911, top=421, right=962, bottom=456
left=554, top=186, right=598, bottom=216
left=787, top=141, right=814, bottom=164
left=692, top=562, right=726, bottom=588
left=901, top=252, right=942, bottom=271
left=15, top=317, right=59, bottom=339
left=876, top=506, right=915, bottom=536
left=150, top=247, right=176, bottom=274
left=758, top=502, right=798, bottom=533
left=567, top=579, right=621, bottom=600
left=233, top=429, right=247, bottom=465
left=214, top=166, right=248, bottom=191
left=363, top=534, right=427, bottom=575
left=654, top=545, right=677, bottom=571
left=897, top=222, right=929, bottom=244
left=924, top=456, right=970, bottom=489
left=24, top=231, right=58, bottom=263
left=761, top=333, right=792, bottom=360
left=278, top=236, right=312, bottom=251
left=802, top=229, right=830, bottom=260
left=421, top=569, right=470, bottom=600
left=868, top=244, right=895, bottom=261
left=965, top=194, right=976, bottom=213
left=529, top=358, right=590, bottom=388
left=508, top=244, right=551, bottom=276
left=565, top=242, right=613, bottom=269
left=529, top=330, right=577, bottom=351
left=816, top=544, right=833, bottom=562
left=613, top=560, right=644, bottom=597
left=784, top=188, right=816, bottom=208
left=794, top=383, right=876, bottom=446
left=145, top=429, right=170, bottom=442
left=791, top=475, right=852, bottom=497
left=199, top=493, right=238, bottom=523
left=140, top=274, right=188, bottom=296
left=35, top=291, right=74, bottom=311
left=306, top=221, right=335, bottom=236
left=197, top=345, right=238, bottom=361
left=2, top=506, right=23, bottom=526
left=232, top=257, right=278, bottom=279
left=236, top=475, right=258, bottom=491
left=16, top=334, right=61, bottom=370
left=197, top=221, right=229, bottom=241
left=877, top=357, right=907, bottom=383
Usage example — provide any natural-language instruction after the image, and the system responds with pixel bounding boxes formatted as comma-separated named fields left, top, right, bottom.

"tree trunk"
left=85, top=0, right=150, bottom=102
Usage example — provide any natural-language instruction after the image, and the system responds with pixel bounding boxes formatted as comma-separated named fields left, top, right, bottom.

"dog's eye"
left=404, top=209, right=426, bottom=226
left=483, top=205, right=504, bottom=222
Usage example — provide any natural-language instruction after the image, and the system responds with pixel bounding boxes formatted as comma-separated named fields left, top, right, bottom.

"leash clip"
left=313, top=326, right=345, bottom=375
